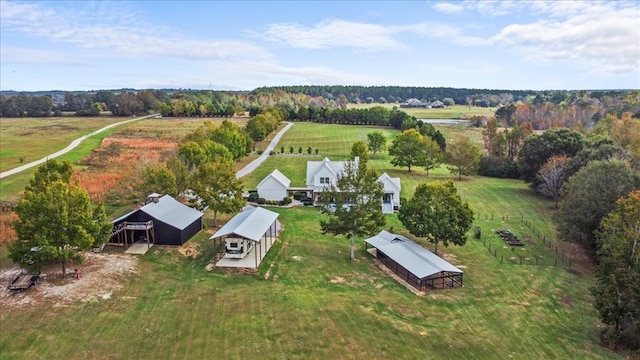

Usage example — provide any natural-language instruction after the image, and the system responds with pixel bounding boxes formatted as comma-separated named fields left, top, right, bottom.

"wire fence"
left=473, top=214, right=572, bottom=268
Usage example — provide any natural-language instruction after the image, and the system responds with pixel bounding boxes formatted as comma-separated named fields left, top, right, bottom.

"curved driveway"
left=0, top=116, right=292, bottom=180
left=236, top=121, right=294, bottom=179
left=0, top=114, right=158, bottom=179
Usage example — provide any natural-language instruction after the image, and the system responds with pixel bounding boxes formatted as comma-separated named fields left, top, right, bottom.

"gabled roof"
left=378, top=172, right=401, bottom=192
left=210, top=206, right=279, bottom=242
left=365, top=230, right=463, bottom=279
left=113, top=195, right=203, bottom=230
left=257, top=169, right=291, bottom=188
left=306, top=157, right=353, bottom=186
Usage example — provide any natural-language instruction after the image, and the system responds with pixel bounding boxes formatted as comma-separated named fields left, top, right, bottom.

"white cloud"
left=0, top=47, right=87, bottom=65
left=257, top=19, right=405, bottom=51
left=432, top=2, right=464, bottom=14
left=0, top=1, right=272, bottom=63
left=463, top=0, right=519, bottom=16
left=491, top=1, right=640, bottom=74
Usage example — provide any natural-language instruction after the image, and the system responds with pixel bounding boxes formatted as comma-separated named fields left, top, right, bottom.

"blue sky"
left=1, top=0, right=638, bottom=91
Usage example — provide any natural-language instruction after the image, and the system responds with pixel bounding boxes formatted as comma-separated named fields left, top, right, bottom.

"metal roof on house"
left=365, top=230, right=463, bottom=279
left=378, top=172, right=401, bottom=192
left=306, top=157, right=359, bottom=187
left=257, top=169, right=291, bottom=188
left=113, top=195, right=203, bottom=230
left=210, top=206, right=279, bottom=242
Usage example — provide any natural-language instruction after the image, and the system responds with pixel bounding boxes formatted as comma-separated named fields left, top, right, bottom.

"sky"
left=1, top=0, right=639, bottom=92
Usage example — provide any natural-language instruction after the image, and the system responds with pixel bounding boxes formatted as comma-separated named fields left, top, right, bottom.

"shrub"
left=257, top=149, right=264, bottom=155
left=248, top=192, right=259, bottom=202
left=478, top=156, right=520, bottom=178
left=283, top=196, right=292, bottom=205
left=257, top=198, right=266, bottom=204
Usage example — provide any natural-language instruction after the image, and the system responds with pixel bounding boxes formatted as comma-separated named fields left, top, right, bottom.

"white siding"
left=257, top=177, right=287, bottom=201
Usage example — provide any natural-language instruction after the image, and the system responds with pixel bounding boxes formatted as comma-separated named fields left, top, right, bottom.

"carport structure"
left=211, top=206, right=280, bottom=269
left=365, top=230, right=464, bottom=291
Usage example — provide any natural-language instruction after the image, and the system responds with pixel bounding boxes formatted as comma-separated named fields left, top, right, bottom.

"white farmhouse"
left=378, top=172, right=401, bottom=214
left=257, top=169, right=291, bottom=201
left=306, top=157, right=359, bottom=203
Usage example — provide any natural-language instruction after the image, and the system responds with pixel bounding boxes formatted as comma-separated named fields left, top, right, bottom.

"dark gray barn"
left=112, top=194, right=203, bottom=246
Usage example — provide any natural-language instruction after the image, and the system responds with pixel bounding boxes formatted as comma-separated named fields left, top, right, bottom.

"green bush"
left=283, top=196, right=292, bottom=205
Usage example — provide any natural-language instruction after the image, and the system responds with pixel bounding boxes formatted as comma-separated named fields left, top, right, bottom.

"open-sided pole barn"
left=365, top=230, right=464, bottom=291
left=211, top=206, right=280, bottom=269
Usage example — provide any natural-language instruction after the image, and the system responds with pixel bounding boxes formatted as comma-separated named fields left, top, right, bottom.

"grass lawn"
left=347, top=103, right=495, bottom=119
left=0, top=122, right=623, bottom=359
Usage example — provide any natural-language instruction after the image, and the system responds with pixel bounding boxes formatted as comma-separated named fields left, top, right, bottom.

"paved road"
left=0, top=114, right=158, bottom=179
left=236, top=121, right=294, bottom=179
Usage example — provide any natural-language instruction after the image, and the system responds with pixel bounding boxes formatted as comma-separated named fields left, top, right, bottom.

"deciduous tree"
left=556, top=160, right=640, bottom=252
left=10, top=161, right=111, bottom=275
left=367, top=131, right=386, bottom=155
left=591, top=191, right=640, bottom=349
left=190, top=160, right=245, bottom=227
left=398, top=181, right=473, bottom=254
left=445, top=137, right=482, bottom=180
left=319, top=161, right=385, bottom=260
left=423, top=137, right=443, bottom=176
left=536, top=155, right=570, bottom=208
left=389, top=129, right=427, bottom=172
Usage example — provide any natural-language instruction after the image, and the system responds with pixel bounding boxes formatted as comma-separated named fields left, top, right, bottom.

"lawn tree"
left=10, top=160, right=111, bottom=276
left=389, top=129, right=427, bottom=172
left=319, top=161, right=385, bottom=261
left=423, top=137, right=443, bottom=176
left=398, top=181, right=473, bottom=254
left=591, top=191, right=640, bottom=349
left=556, top=160, right=640, bottom=252
left=367, top=131, right=386, bottom=155
left=536, top=155, right=570, bottom=208
left=190, top=160, right=245, bottom=227
left=350, top=140, right=368, bottom=165
left=135, top=164, right=178, bottom=198
left=445, top=137, right=482, bottom=180
left=166, top=156, right=190, bottom=196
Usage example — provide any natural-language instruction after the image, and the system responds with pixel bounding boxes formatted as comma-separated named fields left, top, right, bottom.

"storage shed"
left=365, top=230, right=463, bottom=290
left=111, top=194, right=203, bottom=246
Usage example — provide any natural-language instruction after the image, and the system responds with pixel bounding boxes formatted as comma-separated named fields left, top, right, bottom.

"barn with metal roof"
left=111, top=194, right=203, bottom=247
left=211, top=206, right=281, bottom=269
left=365, top=230, right=464, bottom=290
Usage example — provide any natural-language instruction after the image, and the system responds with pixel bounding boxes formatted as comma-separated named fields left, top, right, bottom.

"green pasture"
left=115, top=117, right=241, bottom=141
left=347, top=103, right=495, bottom=119
left=0, top=205, right=617, bottom=359
left=0, top=121, right=623, bottom=359
left=0, top=117, right=129, bottom=173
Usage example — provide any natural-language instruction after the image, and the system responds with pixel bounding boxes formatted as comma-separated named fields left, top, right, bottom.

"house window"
left=319, top=177, right=330, bottom=184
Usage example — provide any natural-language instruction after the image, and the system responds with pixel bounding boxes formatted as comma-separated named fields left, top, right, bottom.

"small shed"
left=112, top=194, right=203, bottom=246
left=211, top=206, right=280, bottom=269
left=365, top=230, right=463, bottom=290
left=257, top=169, right=291, bottom=201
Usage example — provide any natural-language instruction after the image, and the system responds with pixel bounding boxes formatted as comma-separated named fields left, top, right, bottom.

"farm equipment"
left=7, top=271, right=40, bottom=292
left=495, top=229, right=524, bottom=246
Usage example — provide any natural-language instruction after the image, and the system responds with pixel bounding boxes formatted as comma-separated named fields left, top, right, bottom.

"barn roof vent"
left=148, top=193, right=162, bottom=204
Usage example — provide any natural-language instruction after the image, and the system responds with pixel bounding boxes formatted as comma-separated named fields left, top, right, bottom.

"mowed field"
left=347, top=103, right=495, bottom=119
left=0, top=120, right=622, bottom=359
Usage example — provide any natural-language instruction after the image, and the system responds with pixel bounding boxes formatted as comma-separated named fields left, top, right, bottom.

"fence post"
left=494, top=249, right=497, bottom=257
left=500, top=255, right=503, bottom=263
